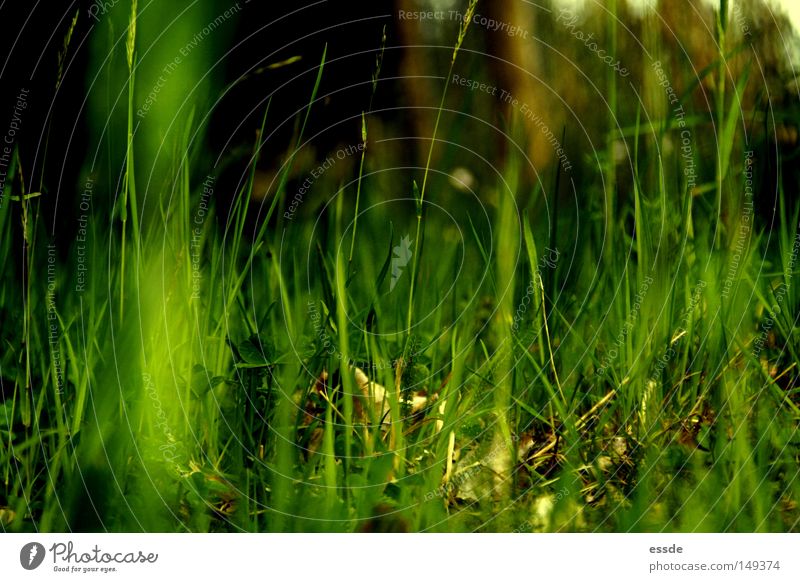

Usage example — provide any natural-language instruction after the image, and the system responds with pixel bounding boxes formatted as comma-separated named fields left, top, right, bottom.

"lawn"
left=0, top=0, right=798, bottom=533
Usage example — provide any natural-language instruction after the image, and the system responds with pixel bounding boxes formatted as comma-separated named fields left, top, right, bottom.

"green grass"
left=1, top=0, right=799, bottom=533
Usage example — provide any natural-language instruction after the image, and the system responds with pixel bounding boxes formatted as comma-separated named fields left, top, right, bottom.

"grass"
left=0, top=0, right=798, bottom=533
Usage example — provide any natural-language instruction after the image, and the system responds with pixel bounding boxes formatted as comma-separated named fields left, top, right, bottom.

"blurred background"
left=1, top=0, right=798, bottom=251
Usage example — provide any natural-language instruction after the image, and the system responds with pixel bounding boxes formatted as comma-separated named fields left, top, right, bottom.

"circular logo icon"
left=20, top=542, right=46, bottom=570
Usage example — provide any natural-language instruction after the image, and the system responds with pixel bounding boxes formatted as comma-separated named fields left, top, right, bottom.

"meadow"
left=0, top=0, right=799, bottom=533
